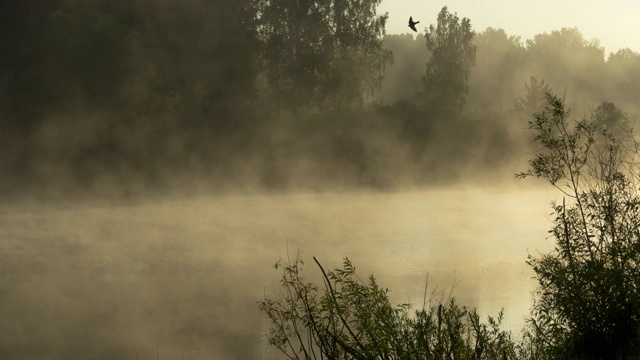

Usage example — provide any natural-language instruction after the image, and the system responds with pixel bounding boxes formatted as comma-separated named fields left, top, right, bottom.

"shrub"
left=517, top=93, right=640, bottom=359
left=259, top=254, right=517, bottom=359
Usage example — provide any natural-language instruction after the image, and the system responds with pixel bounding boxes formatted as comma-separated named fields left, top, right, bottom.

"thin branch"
left=313, top=256, right=370, bottom=359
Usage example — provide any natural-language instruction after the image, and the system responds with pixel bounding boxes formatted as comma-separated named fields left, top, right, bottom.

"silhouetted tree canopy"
left=526, top=28, right=605, bottom=104
left=468, top=27, right=527, bottom=111
left=421, top=6, right=476, bottom=116
left=1, top=1, right=640, bottom=196
left=605, top=48, right=640, bottom=107
left=256, top=0, right=391, bottom=114
left=513, top=76, right=552, bottom=120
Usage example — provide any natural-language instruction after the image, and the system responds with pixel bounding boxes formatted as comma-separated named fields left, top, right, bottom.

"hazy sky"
left=379, top=0, right=640, bottom=54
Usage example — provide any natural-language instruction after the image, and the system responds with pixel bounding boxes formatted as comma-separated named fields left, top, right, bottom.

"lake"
left=0, top=187, right=556, bottom=359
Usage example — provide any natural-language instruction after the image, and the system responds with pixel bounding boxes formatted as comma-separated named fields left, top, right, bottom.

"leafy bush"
left=517, top=93, right=640, bottom=359
left=259, top=254, right=517, bottom=359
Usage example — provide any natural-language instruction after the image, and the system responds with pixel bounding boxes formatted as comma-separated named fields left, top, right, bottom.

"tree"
left=467, top=27, right=527, bottom=111
left=0, top=0, right=128, bottom=129
left=421, top=6, right=476, bottom=116
left=42, top=4, right=131, bottom=106
left=259, top=254, right=517, bottom=359
left=517, top=93, right=640, bottom=359
left=592, top=102, right=630, bottom=137
left=256, top=0, right=391, bottom=114
left=525, top=28, right=605, bottom=104
left=320, top=0, right=391, bottom=110
left=126, top=0, right=260, bottom=126
left=605, top=48, right=640, bottom=109
left=512, top=76, right=552, bottom=120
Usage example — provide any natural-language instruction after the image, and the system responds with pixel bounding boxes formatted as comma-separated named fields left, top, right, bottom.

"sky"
left=379, top=0, right=640, bottom=54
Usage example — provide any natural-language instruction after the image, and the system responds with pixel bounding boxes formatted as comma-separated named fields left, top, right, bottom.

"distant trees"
left=0, top=0, right=266, bottom=194
left=467, top=27, right=527, bottom=111
left=525, top=28, right=605, bottom=104
left=512, top=76, right=552, bottom=120
left=256, top=0, right=391, bottom=114
left=383, top=23, right=640, bottom=122
left=607, top=48, right=640, bottom=84
left=592, top=101, right=630, bottom=136
left=125, top=0, right=260, bottom=126
left=0, top=0, right=261, bottom=128
left=42, top=5, right=130, bottom=105
left=518, top=93, right=640, bottom=359
left=4, top=0, right=640, bottom=194
left=605, top=48, right=640, bottom=109
left=421, top=6, right=476, bottom=116
left=0, top=1, right=114, bottom=127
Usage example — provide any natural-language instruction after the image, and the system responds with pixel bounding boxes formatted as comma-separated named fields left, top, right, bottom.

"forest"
left=2, top=0, right=639, bottom=200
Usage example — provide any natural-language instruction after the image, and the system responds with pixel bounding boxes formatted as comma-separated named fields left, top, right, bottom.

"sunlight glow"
left=379, top=0, right=640, bottom=54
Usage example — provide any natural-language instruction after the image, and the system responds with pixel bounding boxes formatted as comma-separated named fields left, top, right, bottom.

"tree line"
left=1, top=1, right=640, bottom=197
left=382, top=26, right=640, bottom=114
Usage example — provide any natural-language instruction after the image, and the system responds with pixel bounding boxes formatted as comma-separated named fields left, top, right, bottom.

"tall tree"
left=256, top=0, right=391, bottom=114
left=321, top=0, right=391, bottom=109
left=125, top=0, right=259, bottom=126
left=42, top=4, right=131, bottom=106
left=525, top=28, right=605, bottom=104
left=421, top=6, right=476, bottom=116
left=467, top=27, right=527, bottom=111
left=512, top=76, right=552, bottom=120
left=605, top=48, right=640, bottom=109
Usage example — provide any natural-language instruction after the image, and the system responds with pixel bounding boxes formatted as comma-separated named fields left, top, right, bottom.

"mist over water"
left=0, top=187, right=553, bottom=359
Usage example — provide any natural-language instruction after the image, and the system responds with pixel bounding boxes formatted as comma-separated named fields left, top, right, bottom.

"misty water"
left=0, top=187, right=555, bottom=359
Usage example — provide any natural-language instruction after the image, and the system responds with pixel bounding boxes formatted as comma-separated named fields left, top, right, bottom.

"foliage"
left=255, top=0, right=391, bottom=114
left=467, top=27, right=527, bottom=111
left=3, top=1, right=640, bottom=195
left=42, top=5, right=130, bottom=103
left=525, top=28, right=604, bottom=71
left=259, top=254, right=518, bottom=359
left=525, top=28, right=605, bottom=103
left=0, top=0, right=260, bottom=126
left=421, top=6, right=476, bottom=115
left=592, top=102, right=631, bottom=137
left=0, top=1, right=129, bottom=123
left=124, top=0, right=260, bottom=126
left=517, top=93, right=640, bottom=359
left=606, top=49, right=640, bottom=106
left=512, top=76, right=552, bottom=121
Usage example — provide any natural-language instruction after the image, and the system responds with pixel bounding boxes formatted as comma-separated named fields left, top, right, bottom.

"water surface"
left=0, top=188, right=555, bottom=359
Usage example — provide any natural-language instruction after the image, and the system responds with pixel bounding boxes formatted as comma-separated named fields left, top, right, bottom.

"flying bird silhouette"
left=408, top=16, right=419, bottom=32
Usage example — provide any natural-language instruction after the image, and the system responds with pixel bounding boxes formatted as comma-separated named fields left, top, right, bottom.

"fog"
left=1, top=0, right=639, bottom=358
left=1, top=188, right=553, bottom=358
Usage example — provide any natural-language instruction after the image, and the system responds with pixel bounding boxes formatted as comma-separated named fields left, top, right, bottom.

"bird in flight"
left=408, top=16, right=420, bottom=32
